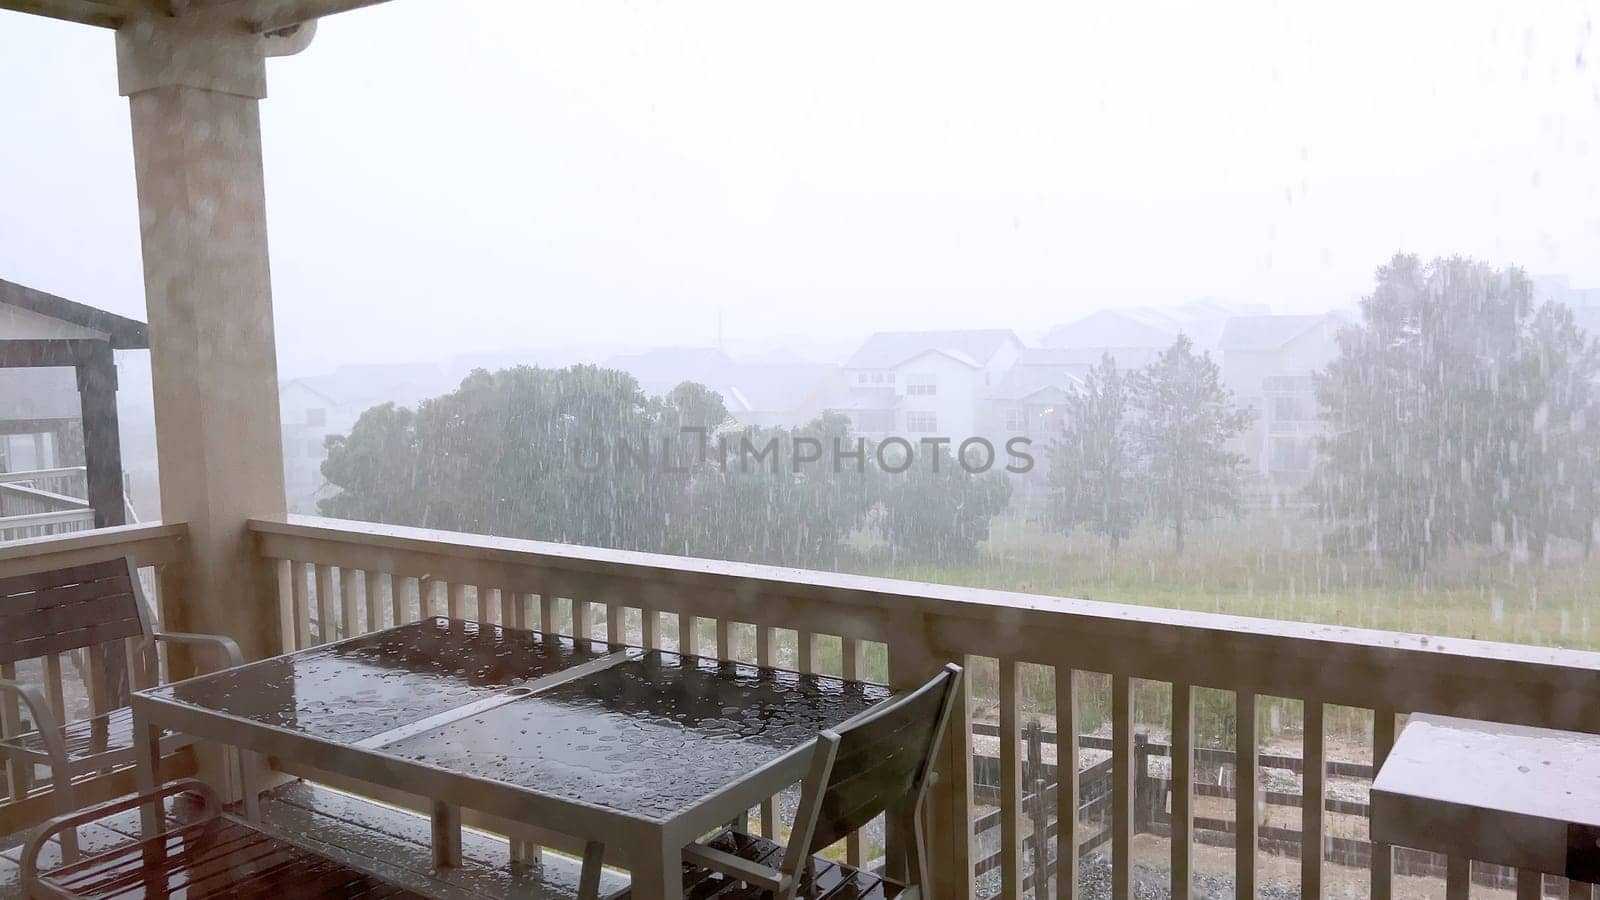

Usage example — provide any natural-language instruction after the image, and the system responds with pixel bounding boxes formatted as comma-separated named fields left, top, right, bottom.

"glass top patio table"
left=130, top=617, right=897, bottom=900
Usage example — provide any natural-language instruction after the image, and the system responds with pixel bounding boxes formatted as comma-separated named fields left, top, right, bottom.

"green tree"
left=1128, top=335, right=1253, bottom=554
left=1045, top=353, right=1139, bottom=551
left=876, top=444, right=1013, bottom=562
left=1312, top=255, right=1599, bottom=569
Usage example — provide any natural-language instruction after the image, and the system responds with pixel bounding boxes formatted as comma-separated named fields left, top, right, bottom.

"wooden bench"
left=17, top=779, right=629, bottom=899
left=0, top=557, right=243, bottom=862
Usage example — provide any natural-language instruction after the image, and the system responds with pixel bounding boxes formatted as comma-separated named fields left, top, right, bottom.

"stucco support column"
left=118, top=17, right=287, bottom=667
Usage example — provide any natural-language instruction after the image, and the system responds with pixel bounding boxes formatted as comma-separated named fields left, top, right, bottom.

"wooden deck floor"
left=1, top=781, right=627, bottom=899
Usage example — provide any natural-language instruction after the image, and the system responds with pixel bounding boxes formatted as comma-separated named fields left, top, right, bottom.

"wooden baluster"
left=500, top=589, right=517, bottom=629
left=276, top=559, right=294, bottom=651
left=448, top=582, right=468, bottom=621
left=1172, top=682, right=1194, bottom=900
left=541, top=594, right=558, bottom=636
left=392, top=575, right=409, bottom=625
left=417, top=578, right=437, bottom=620
left=1573, top=879, right=1595, bottom=900
left=477, top=587, right=496, bottom=625
left=756, top=625, right=778, bottom=839
left=1302, top=700, right=1325, bottom=900
left=573, top=599, right=591, bottom=642
left=606, top=602, right=623, bottom=645
left=679, top=613, right=699, bottom=657
left=716, top=619, right=733, bottom=661
left=1446, top=857, right=1470, bottom=900
left=999, top=658, right=1022, bottom=900
left=291, top=561, right=312, bottom=650
left=842, top=636, right=866, bottom=867
left=340, top=568, right=359, bottom=639
left=642, top=607, right=660, bottom=649
left=1058, top=667, right=1081, bottom=900
left=313, top=565, right=335, bottom=644
left=1236, top=690, right=1258, bottom=900
left=1112, top=673, right=1134, bottom=900
left=1371, top=706, right=1396, bottom=900
left=1518, top=871, right=1543, bottom=900
left=363, top=570, right=384, bottom=633
left=516, top=593, right=535, bottom=630
left=798, top=630, right=814, bottom=674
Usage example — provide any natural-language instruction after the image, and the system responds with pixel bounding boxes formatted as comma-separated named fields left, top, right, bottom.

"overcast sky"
left=2, top=0, right=1597, bottom=377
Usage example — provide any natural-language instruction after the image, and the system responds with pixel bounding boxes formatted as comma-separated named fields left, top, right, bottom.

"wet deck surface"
left=145, top=618, right=622, bottom=743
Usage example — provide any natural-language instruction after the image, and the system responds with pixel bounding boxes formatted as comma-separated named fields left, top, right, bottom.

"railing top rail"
left=0, top=520, right=186, bottom=575
left=0, top=466, right=87, bottom=484
left=251, top=515, right=1600, bottom=672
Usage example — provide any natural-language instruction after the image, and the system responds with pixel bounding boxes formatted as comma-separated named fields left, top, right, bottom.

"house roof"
left=1042, top=309, right=1179, bottom=350
left=282, top=363, right=451, bottom=410
left=0, top=278, right=148, bottom=349
left=990, top=356, right=1087, bottom=401
left=1217, top=314, right=1341, bottom=352
left=845, top=330, right=1021, bottom=370
left=602, top=347, right=736, bottom=396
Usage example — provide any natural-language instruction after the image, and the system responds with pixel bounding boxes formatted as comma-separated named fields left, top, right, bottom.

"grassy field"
left=847, top=510, right=1600, bottom=652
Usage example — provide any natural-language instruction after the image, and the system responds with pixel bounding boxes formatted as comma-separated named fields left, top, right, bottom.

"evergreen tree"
left=1045, top=354, right=1139, bottom=551
left=1128, top=335, right=1253, bottom=554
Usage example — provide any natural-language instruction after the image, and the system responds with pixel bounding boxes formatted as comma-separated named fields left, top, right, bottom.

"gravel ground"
left=976, top=851, right=1303, bottom=900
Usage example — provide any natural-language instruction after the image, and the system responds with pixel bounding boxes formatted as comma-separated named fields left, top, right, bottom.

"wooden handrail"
left=0, top=521, right=186, bottom=576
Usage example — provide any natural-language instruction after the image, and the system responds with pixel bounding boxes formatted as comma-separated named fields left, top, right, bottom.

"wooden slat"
left=340, top=567, right=359, bottom=639
left=516, top=593, right=534, bottom=630
left=0, top=592, right=141, bottom=652
left=1519, top=871, right=1543, bottom=900
left=364, top=570, right=385, bottom=635
left=419, top=579, right=438, bottom=620
left=499, top=589, right=516, bottom=629
left=391, top=575, right=408, bottom=625
left=573, top=599, right=591, bottom=642
left=1573, top=879, right=1594, bottom=900
left=276, top=559, right=294, bottom=651
left=842, top=635, right=865, bottom=867
left=1446, top=856, right=1469, bottom=900
left=1172, top=681, right=1194, bottom=900
left=5, top=620, right=143, bottom=668
left=0, top=558, right=128, bottom=595
left=641, top=608, right=659, bottom=649
left=999, top=658, right=1021, bottom=900
left=716, top=619, right=733, bottom=661
left=448, top=582, right=467, bottom=621
left=757, top=624, right=778, bottom=839
left=541, top=594, right=557, bottom=636
left=679, top=613, right=699, bottom=657
left=314, top=564, right=335, bottom=644
left=1237, top=690, right=1258, bottom=900
left=1112, top=673, right=1133, bottom=900
left=798, top=630, right=814, bottom=674
left=1371, top=706, right=1396, bottom=900
left=477, top=586, right=496, bottom=625
left=1302, top=700, right=1325, bottom=900
left=1058, top=667, right=1081, bottom=900
left=606, top=602, right=623, bottom=645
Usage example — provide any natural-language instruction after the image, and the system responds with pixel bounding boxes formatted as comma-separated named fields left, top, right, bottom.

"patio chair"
left=653, top=662, right=963, bottom=900
left=0, top=557, right=242, bottom=863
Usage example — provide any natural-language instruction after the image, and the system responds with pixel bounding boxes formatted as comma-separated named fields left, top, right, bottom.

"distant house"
left=829, top=330, right=1025, bottom=439
left=1042, top=308, right=1178, bottom=370
left=1218, top=313, right=1348, bottom=497
left=279, top=363, right=453, bottom=513
left=982, top=348, right=1088, bottom=441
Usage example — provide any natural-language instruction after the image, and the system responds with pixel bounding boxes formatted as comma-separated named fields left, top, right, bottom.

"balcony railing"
left=6, top=514, right=1600, bottom=900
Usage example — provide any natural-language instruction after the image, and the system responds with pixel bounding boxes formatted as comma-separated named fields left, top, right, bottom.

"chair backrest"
left=785, top=663, right=963, bottom=871
left=0, top=557, right=153, bottom=711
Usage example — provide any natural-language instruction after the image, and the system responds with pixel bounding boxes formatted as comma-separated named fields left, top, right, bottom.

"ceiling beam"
left=0, top=0, right=130, bottom=28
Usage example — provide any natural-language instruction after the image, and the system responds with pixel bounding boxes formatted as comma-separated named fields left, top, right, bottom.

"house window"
left=906, top=411, right=938, bottom=433
left=1003, top=407, right=1026, bottom=431
left=857, top=372, right=870, bottom=384
left=1270, top=396, right=1310, bottom=422
left=306, top=408, right=327, bottom=427
left=906, top=373, right=936, bottom=396
left=872, top=372, right=884, bottom=383
left=1270, top=437, right=1313, bottom=472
